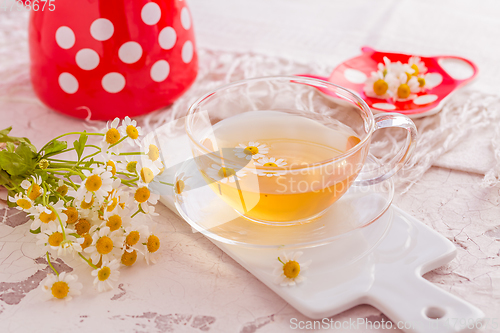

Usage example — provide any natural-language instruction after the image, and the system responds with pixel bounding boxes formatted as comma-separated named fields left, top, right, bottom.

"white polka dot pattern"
left=90, top=18, right=114, bottom=41
left=59, top=73, right=79, bottom=94
left=141, top=2, right=161, bottom=25
left=118, top=42, right=143, bottom=64
left=372, top=103, right=396, bottom=110
left=55, top=26, right=75, bottom=49
left=75, top=49, right=100, bottom=70
left=150, top=60, right=170, bottom=82
left=158, top=27, right=176, bottom=50
left=413, top=94, right=438, bottom=105
left=102, top=73, right=126, bottom=93
left=180, top=7, right=191, bottom=30
left=181, top=40, right=193, bottom=64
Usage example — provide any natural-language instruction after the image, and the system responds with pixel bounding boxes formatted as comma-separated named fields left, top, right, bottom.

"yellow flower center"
left=283, top=260, right=300, bottom=279
left=397, top=84, right=411, bottom=99
left=80, top=197, right=94, bottom=209
left=126, top=125, right=139, bottom=140
left=96, top=236, right=113, bottom=255
left=418, top=77, right=426, bottom=87
left=244, top=146, right=259, bottom=155
left=121, top=250, right=137, bottom=266
left=98, top=266, right=111, bottom=281
left=75, top=219, right=90, bottom=235
left=218, top=167, right=236, bottom=178
left=56, top=185, right=69, bottom=196
left=411, top=64, right=419, bottom=76
left=147, top=235, right=160, bottom=253
left=105, top=128, right=120, bottom=145
left=48, top=232, right=63, bottom=247
left=405, top=72, right=412, bottom=82
left=107, top=198, right=118, bottom=212
left=263, top=162, right=278, bottom=167
left=81, top=233, right=93, bottom=250
left=51, top=281, right=69, bottom=299
left=16, top=198, right=32, bottom=210
left=134, top=187, right=150, bottom=203
left=106, top=161, right=116, bottom=176
left=40, top=210, right=57, bottom=224
left=126, top=161, right=137, bottom=173
left=28, top=183, right=41, bottom=200
left=106, top=215, right=122, bottom=231
left=85, top=174, right=102, bottom=192
left=140, top=167, right=155, bottom=183
left=148, top=144, right=160, bottom=161
left=126, top=231, right=140, bottom=246
left=373, top=79, right=388, bottom=96
left=175, top=180, right=185, bottom=195
left=63, top=207, right=78, bottom=224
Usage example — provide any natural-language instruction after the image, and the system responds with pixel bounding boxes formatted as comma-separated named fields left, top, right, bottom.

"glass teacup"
left=185, top=76, right=416, bottom=225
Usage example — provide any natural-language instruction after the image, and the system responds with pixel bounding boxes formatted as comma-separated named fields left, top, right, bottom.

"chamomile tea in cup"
left=185, top=76, right=416, bottom=225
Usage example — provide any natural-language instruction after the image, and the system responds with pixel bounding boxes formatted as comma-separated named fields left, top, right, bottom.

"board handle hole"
left=424, top=306, right=446, bottom=319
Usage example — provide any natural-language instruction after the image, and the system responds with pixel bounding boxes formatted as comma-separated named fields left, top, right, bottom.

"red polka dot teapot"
left=29, top=0, right=198, bottom=120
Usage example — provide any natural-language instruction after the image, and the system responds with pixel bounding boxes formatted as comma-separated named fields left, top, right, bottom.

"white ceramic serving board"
left=161, top=195, right=484, bottom=333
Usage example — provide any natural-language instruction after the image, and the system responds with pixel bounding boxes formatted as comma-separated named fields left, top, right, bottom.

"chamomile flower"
left=41, top=272, right=83, bottom=301
left=123, top=224, right=148, bottom=251
left=408, top=56, right=427, bottom=76
left=234, top=142, right=269, bottom=160
left=141, top=134, right=163, bottom=168
left=118, top=116, right=142, bottom=147
left=84, top=226, right=124, bottom=265
left=100, top=118, right=122, bottom=153
left=30, top=200, right=68, bottom=231
left=363, top=71, right=396, bottom=99
left=136, top=158, right=161, bottom=185
left=55, top=179, right=76, bottom=199
left=21, top=175, right=43, bottom=201
left=206, top=164, right=247, bottom=184
left=91, top=259, right=120, bottom=292
left=102, top=188, right=129, bottom=219
left=143, top=227, right=160, bottom=265
left=117, top=156, right=139, bottom=175
left=392, top=73, right=420, bottom=102
left=273, top=252, right=311, bottom=287
left=131, top=186, right=160, bottom=214
left=36, top=224, right=82, bottom=258
left=8, top=193, right=34, bottom=212
left=254, top=157, right=287, bottom=177
left=76, top=167, right=114, bottom=205
left=173, top=172, right=191, bottom=204
left=415, top=73, right=439, bottom=92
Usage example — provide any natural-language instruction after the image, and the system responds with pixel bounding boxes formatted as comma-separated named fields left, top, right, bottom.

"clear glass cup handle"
left=353, top=113, right=417, bottom=186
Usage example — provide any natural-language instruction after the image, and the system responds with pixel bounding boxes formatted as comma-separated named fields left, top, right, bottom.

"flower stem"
left=46, top=252, right=59, bottom=276
left=278, top=257, right=285, bottom=265
left=158, top=181, right=174, bottom=186
left=78, top=253, right=98, bottom=269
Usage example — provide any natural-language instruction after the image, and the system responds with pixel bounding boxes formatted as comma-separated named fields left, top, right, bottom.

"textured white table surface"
left=1, top=1, right=500, bottom=332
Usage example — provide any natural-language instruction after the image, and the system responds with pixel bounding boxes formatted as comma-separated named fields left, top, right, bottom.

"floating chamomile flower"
left=76, top=167, right=114, bottom=205
left=8, top=193, right=34, bottom=212
left=255, top=157, right=287, bottom=177
left=118, top=116, right=143, bottom=147
left=41, top=272, right=83, bottom=301
left=408, top=56, right=427, bottom=76
left=173, top=172, right=191, bottom=204
left=392, top=73, right=420, bottom=102
left=273, top=252, right=311, bottom=287
left=141, top=134, right=163, bottom=168
left=21, top=175, right=43, bottom=201
left=206, top=164, right=247, bottom=184
left=84, top=226, right=124, bottom=265
left=234, top=142, right=269, bottom=160
left=91, top=259, right=120, bottom=292
left=100, top=118, right=122, bottom=153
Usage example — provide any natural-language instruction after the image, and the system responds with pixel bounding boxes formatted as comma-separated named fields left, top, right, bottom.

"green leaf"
left=42, top=139, right=67, bottom=156
left=6, top=142, right=15, bottom=152
left=16, top=142, right=36, bottom=166
left=84, top=158, right=94, bottom=168
left=30, top=227, right=41, bottom=234
left=0, top=127, right=37, bottom=153
left=0, top=150, right=29, bottom=175
left=73, top=132, right=88, bottom=161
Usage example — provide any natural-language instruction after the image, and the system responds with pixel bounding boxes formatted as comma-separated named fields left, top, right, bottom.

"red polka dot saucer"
left=301, top=47, right=478, bottom=118
left=29, top=0, right=198, bottom=120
